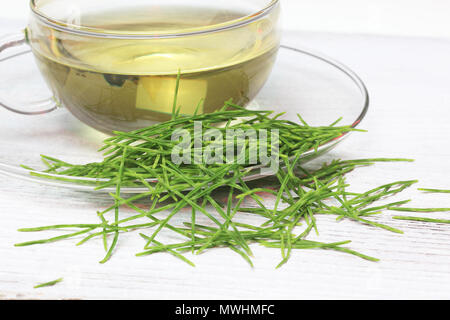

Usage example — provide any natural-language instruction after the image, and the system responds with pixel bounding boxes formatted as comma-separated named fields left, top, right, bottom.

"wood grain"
left=0, top=23, right=449, bottom=299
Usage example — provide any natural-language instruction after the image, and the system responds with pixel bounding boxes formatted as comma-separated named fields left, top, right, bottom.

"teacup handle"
left=0, top=30, right=58, bottom=115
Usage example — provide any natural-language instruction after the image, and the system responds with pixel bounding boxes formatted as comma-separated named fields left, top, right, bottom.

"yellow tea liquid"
left=32, top=6, right=280, bottom=133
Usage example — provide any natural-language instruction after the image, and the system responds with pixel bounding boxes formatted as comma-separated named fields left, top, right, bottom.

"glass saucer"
left=0, top=45, right=369, bottom=193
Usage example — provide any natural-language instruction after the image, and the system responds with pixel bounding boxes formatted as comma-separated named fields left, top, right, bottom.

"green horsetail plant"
left=15, top=78, right=450, bottom=267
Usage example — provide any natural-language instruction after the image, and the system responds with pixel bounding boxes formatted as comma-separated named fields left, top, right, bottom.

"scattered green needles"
left=16, top=85, right=450, bottom=268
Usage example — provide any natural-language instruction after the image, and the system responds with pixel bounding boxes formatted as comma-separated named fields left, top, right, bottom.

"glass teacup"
left=0, top=0, right=281, bottom=134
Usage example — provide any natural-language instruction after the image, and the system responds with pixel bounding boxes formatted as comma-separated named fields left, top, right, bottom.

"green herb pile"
left=15, top=96, right=450, bottom=268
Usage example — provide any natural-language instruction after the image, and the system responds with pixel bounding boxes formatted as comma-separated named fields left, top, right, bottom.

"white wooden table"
left=1, top=18, right=450, bottom=299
